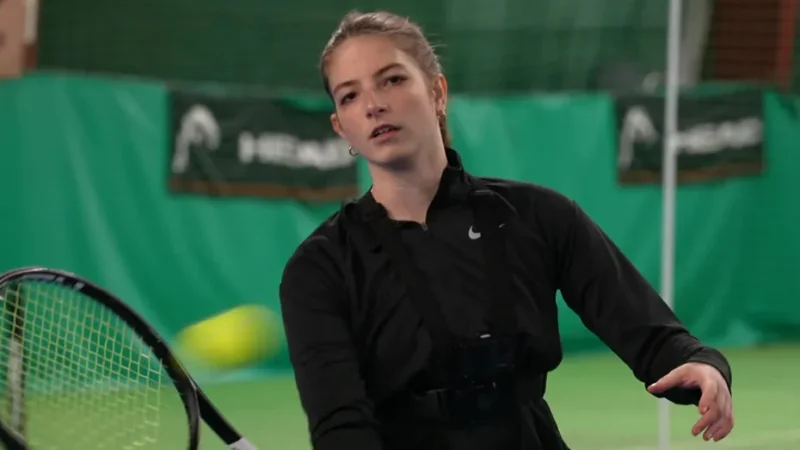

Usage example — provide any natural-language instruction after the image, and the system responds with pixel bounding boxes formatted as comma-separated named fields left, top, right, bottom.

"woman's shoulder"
left=282, top=209, right=350, bottom=282
left=473, top=175, right=577, bottom=219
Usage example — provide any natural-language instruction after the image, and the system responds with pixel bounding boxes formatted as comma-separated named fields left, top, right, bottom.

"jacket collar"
left=355, top=148, right=474, bottom=222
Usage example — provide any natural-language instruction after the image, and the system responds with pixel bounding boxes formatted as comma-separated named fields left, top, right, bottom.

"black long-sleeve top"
left=279, top=148, right=732, bottom=450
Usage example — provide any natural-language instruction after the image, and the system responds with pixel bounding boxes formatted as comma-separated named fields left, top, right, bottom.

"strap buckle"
left=448, top=334, right=520, bottom=385
left=415, top=379, right=518, bottom=425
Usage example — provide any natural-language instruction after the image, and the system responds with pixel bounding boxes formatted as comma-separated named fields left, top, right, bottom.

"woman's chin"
left=364, top=143, right=418, bottom=169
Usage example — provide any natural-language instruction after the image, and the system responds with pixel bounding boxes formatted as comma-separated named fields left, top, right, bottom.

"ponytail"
left=438, top=111, right=452, bottom=148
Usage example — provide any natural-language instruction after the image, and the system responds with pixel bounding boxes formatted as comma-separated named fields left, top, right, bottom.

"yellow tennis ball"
left=176, top=305, right=281, bottom=370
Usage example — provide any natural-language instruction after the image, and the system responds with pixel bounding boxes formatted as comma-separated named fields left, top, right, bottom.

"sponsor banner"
left=168, top=90, right=358, bottom=202
left=615, top=89, right=764, bottom=184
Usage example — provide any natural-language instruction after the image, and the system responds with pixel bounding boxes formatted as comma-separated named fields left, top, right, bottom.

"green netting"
left=36, top=0, right=669, bottom=93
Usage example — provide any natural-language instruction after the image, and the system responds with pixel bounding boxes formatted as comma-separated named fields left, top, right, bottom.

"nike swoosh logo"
left=468, top=223, right=506, bottom=240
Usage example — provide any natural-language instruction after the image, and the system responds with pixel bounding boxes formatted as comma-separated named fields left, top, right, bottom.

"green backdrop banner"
left=1, top=74, right=798, bottom=381
left=447, top=90, right=800, bottom=354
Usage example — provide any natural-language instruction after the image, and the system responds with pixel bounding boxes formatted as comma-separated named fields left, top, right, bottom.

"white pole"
left=659, top=1, right=683, bottom=450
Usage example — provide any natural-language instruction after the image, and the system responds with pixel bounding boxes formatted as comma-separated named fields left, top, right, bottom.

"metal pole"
left=659, top=0, right=683, bottom=449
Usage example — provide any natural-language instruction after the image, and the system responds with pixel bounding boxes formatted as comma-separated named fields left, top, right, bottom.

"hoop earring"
left=349, top=146, right=358, bottom=156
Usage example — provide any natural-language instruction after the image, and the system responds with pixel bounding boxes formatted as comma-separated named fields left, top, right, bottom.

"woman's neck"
left=369, top=147, right=448, bottom=223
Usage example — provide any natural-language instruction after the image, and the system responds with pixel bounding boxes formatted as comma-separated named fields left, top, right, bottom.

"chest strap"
left=365, top=182, right=519, bottom=359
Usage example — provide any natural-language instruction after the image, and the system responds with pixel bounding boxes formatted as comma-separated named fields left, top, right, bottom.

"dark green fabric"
left=2, top=74, right=798, bottom=380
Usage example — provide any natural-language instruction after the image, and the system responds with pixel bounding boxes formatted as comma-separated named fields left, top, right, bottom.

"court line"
left=608, top=429, right=800, bottom=450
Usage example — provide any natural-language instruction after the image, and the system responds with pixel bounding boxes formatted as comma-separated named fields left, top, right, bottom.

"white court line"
left=603, top=429, right=800, bottom=450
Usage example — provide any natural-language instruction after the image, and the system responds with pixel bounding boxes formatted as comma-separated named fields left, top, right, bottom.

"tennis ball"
left=176, top=304, right=282, bottom=370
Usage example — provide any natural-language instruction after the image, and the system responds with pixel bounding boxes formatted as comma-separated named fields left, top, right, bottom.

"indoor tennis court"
left=192, top=344, right=800, bottom=449
left=2, top=1, right=800, bottom=449
left=7, top=344, right=799, bottom=449
left=128, top=344, right=794, bottom=449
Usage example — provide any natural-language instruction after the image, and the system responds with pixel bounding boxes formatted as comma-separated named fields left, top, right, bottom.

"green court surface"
left=196, top=344, right=799, bottom=450
left=20, top=344, right=800, bottom=449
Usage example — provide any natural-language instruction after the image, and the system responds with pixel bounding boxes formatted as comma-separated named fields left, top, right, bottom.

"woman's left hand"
left=647, top=362, right=734, bottom=442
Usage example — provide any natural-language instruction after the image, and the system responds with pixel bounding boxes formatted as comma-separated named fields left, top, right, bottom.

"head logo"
left=171, top=104, right=221, bottom=174
left=617, top=106, right=660, bottom=170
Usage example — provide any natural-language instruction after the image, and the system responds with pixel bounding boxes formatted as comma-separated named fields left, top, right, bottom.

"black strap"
left=377, top=372, right=545, bottom=425
left=369, top=218, right=455, bottom=355
left=468, top=187, right=518, bottom=332
left=365, top=184, right=519, bottom=356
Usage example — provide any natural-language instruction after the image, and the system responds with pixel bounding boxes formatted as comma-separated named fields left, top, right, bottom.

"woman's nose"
left=364, top=91, right=388, bottom=118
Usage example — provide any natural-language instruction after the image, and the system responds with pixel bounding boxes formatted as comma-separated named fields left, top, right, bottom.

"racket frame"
left=0, top=267, right=255, bottom=450
left=3, top=282, right=27, bottom=437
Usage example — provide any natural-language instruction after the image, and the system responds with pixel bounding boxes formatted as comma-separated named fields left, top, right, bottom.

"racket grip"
left=229, top=438, right=258, bottom=449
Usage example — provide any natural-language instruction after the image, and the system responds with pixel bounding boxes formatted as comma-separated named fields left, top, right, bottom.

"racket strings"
left=0, top=281, right=183, bottom=449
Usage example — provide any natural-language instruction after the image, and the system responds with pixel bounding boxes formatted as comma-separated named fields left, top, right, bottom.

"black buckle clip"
left=448, top=334, right=519, bottom=385
left=424, top=379, right=516, bottom=425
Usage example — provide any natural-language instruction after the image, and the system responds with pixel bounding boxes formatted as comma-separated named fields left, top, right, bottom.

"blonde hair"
left=319, top=10, right=452, bottom=148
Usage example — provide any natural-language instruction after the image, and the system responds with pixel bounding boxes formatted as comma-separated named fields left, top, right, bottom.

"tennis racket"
left=0, top=266, right=258, bottom=450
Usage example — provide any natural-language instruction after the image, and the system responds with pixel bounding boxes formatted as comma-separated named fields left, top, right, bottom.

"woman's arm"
left=280, top=236, right=383, bottom=450
left=549, top=195, right=732, bottom=404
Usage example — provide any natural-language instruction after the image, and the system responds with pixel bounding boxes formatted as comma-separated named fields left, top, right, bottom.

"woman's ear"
left=330, top=113, right=346, bottom=140
left=432, top=73, right=448, bottom=113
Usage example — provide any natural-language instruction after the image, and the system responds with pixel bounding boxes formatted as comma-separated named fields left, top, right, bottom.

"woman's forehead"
left=327, top=36, right=416, bottom=83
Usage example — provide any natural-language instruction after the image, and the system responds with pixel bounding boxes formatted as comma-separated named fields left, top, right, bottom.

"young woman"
left=279, top=10, right=735, bottom=450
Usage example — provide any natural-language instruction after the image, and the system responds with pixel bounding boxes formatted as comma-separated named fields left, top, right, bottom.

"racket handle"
left=229, top=438, right=258, bottom=449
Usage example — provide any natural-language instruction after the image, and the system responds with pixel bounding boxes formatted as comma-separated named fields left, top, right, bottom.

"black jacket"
left=279, top=148, right=732, bottom=450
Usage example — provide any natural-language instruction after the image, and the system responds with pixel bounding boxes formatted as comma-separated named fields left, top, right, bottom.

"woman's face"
left=326, top=35, right=447, bottom=168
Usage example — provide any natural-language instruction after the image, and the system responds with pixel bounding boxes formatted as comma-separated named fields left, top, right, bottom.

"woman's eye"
left=385, top=75, right=406, bottom=86
left=339, top=93, right=355, bottom=105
